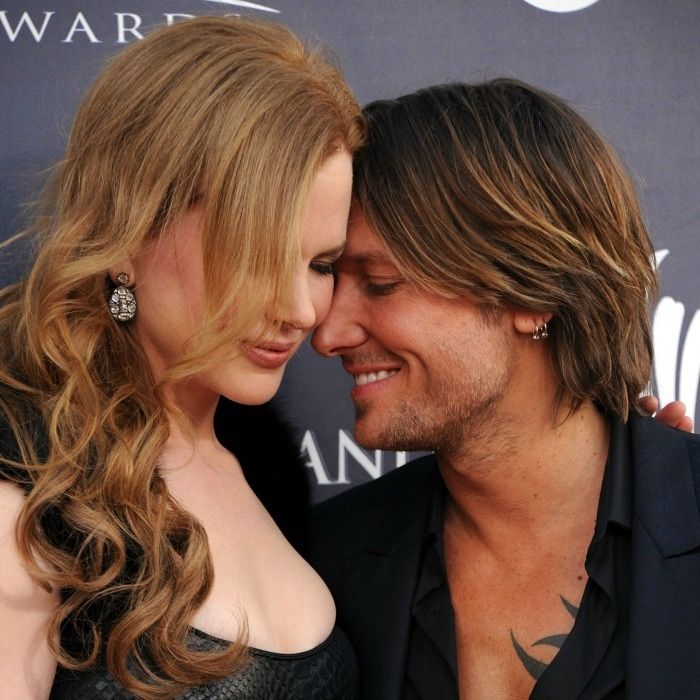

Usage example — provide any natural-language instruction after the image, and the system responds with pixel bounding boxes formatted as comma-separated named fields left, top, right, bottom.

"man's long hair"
left=354, top=78, right=656, bottom=420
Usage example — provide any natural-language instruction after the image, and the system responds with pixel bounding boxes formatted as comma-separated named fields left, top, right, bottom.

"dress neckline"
left=188, top=625, right=337, bottom=659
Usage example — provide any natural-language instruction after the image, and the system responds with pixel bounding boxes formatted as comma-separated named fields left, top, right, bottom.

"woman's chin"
left=219, top=376, right=284, bottom=406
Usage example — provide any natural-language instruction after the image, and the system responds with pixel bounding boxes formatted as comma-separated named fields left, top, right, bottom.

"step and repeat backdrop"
left=1, top=0, right=698, bottom=500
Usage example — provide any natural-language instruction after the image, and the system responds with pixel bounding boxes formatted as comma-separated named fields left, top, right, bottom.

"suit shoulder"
left=312, top=454, right=437, bottom=531
left=681, top=427, right=700, bottom=469
left=630, top=413, right=700, bottom=453
left=630, top=413, right=700, bottom=492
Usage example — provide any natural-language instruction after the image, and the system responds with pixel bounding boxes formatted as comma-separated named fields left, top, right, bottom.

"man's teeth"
left=354, top=370, right=397, bottom=386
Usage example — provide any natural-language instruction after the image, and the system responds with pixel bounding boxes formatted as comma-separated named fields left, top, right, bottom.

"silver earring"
left=532, top=321, right=548, bottom=341
left=109, top=272, right=136, bottom=322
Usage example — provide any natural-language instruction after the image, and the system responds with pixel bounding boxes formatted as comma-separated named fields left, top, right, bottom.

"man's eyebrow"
left=339, top=251, right=393, bottom=266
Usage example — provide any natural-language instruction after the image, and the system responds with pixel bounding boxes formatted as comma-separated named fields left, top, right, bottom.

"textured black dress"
left=49, top=626, right=360, bottom=699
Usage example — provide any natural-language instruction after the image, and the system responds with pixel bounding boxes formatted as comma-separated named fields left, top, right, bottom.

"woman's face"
left=127, top=150, right=353, bottom=408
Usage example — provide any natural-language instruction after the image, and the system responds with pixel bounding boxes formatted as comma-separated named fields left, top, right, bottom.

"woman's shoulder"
left=0, top=396, right=60, bottom=692
left=0, top=476, right=46, bottom=589
left=0, top=474, right=59, bottom=696
left=0, top=402, right=39, bottom=589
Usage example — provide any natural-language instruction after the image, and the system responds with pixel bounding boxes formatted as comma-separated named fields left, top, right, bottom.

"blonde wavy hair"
left=0, top=16, right=363, bottom=698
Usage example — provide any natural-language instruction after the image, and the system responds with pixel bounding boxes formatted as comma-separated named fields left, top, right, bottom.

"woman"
left=0, top=16, right=363, bottom=699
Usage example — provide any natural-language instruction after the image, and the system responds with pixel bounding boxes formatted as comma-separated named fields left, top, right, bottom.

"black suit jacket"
left=309, top=415, right=700, bottom=699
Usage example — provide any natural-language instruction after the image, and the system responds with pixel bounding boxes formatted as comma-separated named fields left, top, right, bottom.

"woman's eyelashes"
left=310, top=260, right=336, bottom=276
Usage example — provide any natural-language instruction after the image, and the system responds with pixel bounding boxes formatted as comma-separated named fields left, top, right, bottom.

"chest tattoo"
left=510, top=595, right=579, bottom=680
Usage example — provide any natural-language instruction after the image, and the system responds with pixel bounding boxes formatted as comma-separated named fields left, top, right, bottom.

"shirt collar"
left=411, top=473, right=448, bottom=604
left=594, top=416, right=633, bottom=537
left=418, top=416, right=632, bottom=555
left=418, top=415, right=632, bottom=568
left=425, top=470, right=446, bottom=540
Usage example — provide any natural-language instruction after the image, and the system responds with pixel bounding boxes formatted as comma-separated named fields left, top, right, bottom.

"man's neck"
left=438, top=399, right=610, bottom=560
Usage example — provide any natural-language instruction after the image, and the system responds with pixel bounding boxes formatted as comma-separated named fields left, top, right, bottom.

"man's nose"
left=312, top=280, right=367, bottom=357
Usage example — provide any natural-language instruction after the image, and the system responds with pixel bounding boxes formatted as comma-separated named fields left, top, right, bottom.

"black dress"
left=49, top=626, right=360, bottom=699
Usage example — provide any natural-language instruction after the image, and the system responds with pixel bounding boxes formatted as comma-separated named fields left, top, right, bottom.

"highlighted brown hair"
left=354, top=78, right=655, bottom=420
left=0, top=16, right=363, bottom=698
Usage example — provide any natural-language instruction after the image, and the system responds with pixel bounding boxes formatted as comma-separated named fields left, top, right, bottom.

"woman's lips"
left=244, top=342, right=295, bottom=369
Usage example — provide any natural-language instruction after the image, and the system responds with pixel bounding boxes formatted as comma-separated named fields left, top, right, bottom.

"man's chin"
left=352, top=413, right=391, bottom=451
left=352, top=427, right=381, bottom=450
left=352, top=415, right=423, bottom=453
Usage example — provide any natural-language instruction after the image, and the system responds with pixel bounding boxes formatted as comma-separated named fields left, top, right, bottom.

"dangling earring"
left=532, top=321, right=548, bottom=341
left=109, top=272, right=136, bottom=322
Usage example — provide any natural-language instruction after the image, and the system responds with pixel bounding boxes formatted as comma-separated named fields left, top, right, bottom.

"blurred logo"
left=205, top=0, right=278, bottom=13
left=522, top=0, right=601, bottom=12
left=653, top=250, right=699, bottom=423
left=302, top=429, right=408, bottom=486
left=0, top=1, right=279, bottom=44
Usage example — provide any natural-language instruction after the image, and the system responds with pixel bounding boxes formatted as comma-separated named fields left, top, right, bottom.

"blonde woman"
left=0, top=17, right=363, bottom=699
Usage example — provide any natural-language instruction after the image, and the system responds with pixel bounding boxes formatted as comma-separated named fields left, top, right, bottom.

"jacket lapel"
left=345, top=537, right=425, bottom=699
left=339, top=456, right=440, bottom=700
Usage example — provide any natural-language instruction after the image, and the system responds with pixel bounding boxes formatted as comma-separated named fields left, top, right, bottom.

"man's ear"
left=513, top=310, right=554, bottom=336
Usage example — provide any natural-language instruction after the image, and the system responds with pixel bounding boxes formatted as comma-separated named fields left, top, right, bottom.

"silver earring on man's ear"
left=532, top=321, right=548, bottom=341
left=109, top=272, right=136, bottom=322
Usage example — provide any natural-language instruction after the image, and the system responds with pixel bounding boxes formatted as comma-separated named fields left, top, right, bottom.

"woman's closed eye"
left=310, top=260, right=336, bottom=276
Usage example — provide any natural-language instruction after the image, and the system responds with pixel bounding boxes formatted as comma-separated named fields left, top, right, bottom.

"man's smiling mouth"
left=353, top=369, right=398, bottom=386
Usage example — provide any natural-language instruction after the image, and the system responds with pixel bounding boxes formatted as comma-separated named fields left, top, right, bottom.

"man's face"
left=312, top=212, right=516, bottom=454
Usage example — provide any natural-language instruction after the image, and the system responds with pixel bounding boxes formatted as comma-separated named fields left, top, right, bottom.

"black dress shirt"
left=403, top=419, right=632, bottom=699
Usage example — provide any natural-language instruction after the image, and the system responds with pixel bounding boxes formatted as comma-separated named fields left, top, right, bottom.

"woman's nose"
left=286, top=274, right=318, bottom=331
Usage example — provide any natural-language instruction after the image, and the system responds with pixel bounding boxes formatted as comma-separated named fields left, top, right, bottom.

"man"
left=309, top=79, right=700, bottom=699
